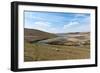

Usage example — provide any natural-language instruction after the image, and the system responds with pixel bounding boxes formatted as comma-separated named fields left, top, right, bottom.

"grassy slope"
left=24, top=42, right=90, bottom=61
left=24, top=29, right=90, bottom=61
left=24, top=28, right=57, bottom=42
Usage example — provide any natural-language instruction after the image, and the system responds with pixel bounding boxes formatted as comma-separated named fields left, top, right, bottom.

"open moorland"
left=24, top=28, right=90, bottom=61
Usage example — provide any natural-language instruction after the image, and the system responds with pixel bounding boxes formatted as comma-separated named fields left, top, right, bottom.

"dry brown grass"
left=24, top=29, right=90, bottom=62
left=24, top=42, right=90, bottom=61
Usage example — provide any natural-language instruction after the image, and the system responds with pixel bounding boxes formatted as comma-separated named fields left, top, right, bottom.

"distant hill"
left=38, top=32, right=90, bottom=46
left=24, top=28, right=57, bottom=43
left=56, top=32, right=90, bottom=37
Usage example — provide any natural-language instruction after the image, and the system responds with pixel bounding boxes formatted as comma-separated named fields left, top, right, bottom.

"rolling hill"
left=24, top=29, right=90, bottom=61
left=24, top=28, right=57, bottom=43
left=38, top=32, right=90, bottom=46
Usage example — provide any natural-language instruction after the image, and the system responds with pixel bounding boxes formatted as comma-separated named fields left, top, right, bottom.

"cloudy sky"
left=24, top=11, right=90, bottom=33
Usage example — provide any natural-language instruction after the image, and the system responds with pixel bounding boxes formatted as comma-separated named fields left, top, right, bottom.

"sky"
left=24, top=11, right=90, bottom=33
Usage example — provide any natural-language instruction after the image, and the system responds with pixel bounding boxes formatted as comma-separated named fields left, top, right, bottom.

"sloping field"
left=24, top=42, right=90, bottom=61
left=24, top=28, right=57, bottom=42
left=24, top=28, right=90, bottom=62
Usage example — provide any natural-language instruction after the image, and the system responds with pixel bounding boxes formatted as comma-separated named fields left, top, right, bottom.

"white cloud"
left=64, top=21, right=79, bottom=29
left=48, top=28, right=60, bottom=33
left=63, top=21, right=90, bottom=33
left=32, top=21, right=51, bottom=31
left=75, top=14, right=87, bottom=18
left=32, top=22, right=64, bottom=33
left=30, top=16, right=45, bottom=20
